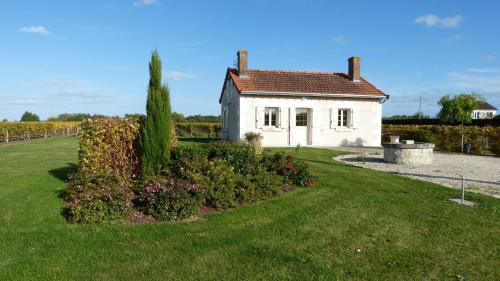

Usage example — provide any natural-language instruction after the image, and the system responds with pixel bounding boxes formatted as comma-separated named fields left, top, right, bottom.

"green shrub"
left=171, top=142, right=257, bottom=175
left=181, top=158, right=238, bottom=209
left=262, top=152, right=318, bottom=187
left=170, top=144, right=209, bottom=173
left=64, top=173, right=134, bottom=224
left=235, top=168, right=284, bottom=203
left=138, top=178, right=204, bottom=221
left=207, top=141, right=257, bottom=174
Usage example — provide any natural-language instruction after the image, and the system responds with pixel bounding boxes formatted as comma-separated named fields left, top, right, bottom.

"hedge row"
left=78, top=119, right=177, bottom=179
left=175, top=123, right=220, bottom=138
left=0, top=121, right=219, bottom=141
left=383, top=118, right=500, bottom=127
left=0, top=122, right=80, bottom=141
left=383, top=125, right=500, bottom=155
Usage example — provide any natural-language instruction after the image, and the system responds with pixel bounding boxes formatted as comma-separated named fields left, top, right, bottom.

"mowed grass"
left=0, top=137, right=499, bottom=280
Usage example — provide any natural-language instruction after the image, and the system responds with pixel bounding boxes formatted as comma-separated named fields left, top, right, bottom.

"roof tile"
left=224, top=68, right=388, bottom=100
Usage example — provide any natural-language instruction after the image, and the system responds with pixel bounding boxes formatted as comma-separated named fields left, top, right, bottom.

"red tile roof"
left=477, top=102, right=497, bottom=110
left=220, top=68, right=388, bottom=103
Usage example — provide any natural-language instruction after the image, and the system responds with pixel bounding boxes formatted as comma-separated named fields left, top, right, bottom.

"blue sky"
left=0, top=0, right=499, bottom=120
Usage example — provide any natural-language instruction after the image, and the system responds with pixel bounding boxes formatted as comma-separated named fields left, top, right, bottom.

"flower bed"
left=65, top=138, right=317, bottom=224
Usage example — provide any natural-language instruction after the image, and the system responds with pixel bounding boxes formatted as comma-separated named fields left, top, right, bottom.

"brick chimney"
left=237, top=50, right=248, bottom=78
left=348, top=56, right=361, bottom=82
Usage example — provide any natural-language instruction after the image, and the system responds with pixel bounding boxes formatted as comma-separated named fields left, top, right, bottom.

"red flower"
left=287, top=162, right=292, bottom=169
left=307, top=179, right=313, bottom=188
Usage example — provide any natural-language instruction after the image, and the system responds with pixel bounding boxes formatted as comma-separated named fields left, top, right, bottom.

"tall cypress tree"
left=140, top=50, right=172, bottom=176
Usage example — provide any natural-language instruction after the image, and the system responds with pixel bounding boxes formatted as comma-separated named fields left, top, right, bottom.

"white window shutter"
left=289, top=107, right=296, bottom=128
left=257, top=107, right=266, bottom=128
left=352, top=107, right=360, bottom=129
left=349, top=108, right=354, bottom=128
left=278, top=107, right=282, bottom=128
left=280, top=107, right=288, bottom=129
left=255, top=107, right=261, bottom=128
left=331, top=107, right=338, bottom=128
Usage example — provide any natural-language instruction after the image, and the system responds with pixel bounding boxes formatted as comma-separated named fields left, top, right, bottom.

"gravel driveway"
left=333, top=149, right=500, bottom=199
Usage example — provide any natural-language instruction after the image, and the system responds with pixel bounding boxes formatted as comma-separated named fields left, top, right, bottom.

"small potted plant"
left=244, top=132, right=263, bottom=155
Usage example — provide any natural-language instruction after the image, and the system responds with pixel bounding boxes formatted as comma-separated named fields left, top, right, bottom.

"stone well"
left=382, top=142, right=435, bottom=165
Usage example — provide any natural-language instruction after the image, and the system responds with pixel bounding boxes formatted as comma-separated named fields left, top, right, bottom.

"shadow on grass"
left=49, top=163, right=78, bottom=182
left=48, top=163, right=77, bottom=222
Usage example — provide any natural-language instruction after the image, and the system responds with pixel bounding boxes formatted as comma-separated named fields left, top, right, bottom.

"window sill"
left=262, top=127, right=282, bottom=132
left=334, top=127, right=354, bottom=132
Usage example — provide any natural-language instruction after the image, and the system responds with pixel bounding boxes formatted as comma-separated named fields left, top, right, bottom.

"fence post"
left=27, top=133, right=31, bottom=141
left=5, top=129, right=8, bottom=144
left=44, top=129, right=47, bottom=139
left=67, top=127, right=70, bottom=135
left=461, top=176, right=465, bottom=205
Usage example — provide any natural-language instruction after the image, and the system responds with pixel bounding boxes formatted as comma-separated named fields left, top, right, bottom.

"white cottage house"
left=471, top=102, right=497, bottom=119
left=219, top=50, right=389, bottom=147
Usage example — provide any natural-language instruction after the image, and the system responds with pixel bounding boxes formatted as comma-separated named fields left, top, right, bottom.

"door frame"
left=289, top=107, right=311, bottom=146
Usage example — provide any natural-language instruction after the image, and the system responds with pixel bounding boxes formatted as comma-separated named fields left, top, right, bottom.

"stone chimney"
left=237, top=50, right=248, bottom=78
left=348, top=56, right=361, bottom=82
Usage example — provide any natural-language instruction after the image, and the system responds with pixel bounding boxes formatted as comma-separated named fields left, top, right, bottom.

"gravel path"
left=334, top=151, right=500, bottom=199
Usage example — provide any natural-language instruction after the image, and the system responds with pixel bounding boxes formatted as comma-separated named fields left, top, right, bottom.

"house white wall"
left=222, top=93, right=383, bottom=147
left=220, top=79, right=241, bottom=141
left=471, top=109, right=496, bottom=119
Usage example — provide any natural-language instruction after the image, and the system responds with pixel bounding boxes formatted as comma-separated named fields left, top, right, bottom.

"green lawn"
left=0, top=137, right=499, bottom=280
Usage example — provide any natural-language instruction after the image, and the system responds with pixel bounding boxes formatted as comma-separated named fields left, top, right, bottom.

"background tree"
left=47, top=113, right=120, bottom=121
left=438, top=93, right=484, bottom=153
left=384, top=112, right=431, bottom=120
left=139, top=50, right=172, bottom=176
left=20, top=111, right=40, bottom=122
left=124, top=113, right=146, bottom=120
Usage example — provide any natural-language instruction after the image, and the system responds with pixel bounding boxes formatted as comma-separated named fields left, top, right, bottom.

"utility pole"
left=418, top=96, right=422, bottom=120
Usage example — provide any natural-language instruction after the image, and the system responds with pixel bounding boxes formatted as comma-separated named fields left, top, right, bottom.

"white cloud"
left=19, top=26, right=51, bottom=35
left=415, top=14, right=463, bottom=28
left=48, top=79, right=114, bottom=102
left=465, top=68, right=500, bottom=74
left=482, top=54, right=497, bottom=61
left=448, top=69, right=500, bottom=93
left=443, top=33, right=463, bottom=43
left=133, top=0, right=159, bottom=7
left=0, top=96, right=41, bottom=105
left=165, top=70, right=198, bottom=81
left=56, top=91, right=114, bottom=102
left=330, top=35, right=345, bottom=44
left=47, top=80, right=79, bottom=87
